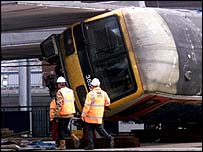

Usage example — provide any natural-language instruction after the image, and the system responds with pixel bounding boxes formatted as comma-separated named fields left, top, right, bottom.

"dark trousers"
left=58, top=118, right=71, bottom=140
left=85, top=122, right=111, bottom=148
left=51, top=120, right=58, bottom=140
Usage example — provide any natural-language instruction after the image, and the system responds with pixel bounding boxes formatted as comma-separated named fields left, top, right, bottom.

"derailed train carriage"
left=40, top=7, right=202, bottom=129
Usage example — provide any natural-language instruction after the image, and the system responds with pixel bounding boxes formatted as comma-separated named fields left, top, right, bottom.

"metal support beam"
left=19, top=59, right=28, bottom=110
left=19, top=59, right=32, bottom=135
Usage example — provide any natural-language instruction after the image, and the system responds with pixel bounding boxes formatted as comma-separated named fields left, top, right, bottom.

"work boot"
left=56, top=140, right=66, bottom=150
left=71, top=133, right=80, bottom=148
left=84, top=145, right=94, bottom=150
left=73, top=138, right=80, bottom=148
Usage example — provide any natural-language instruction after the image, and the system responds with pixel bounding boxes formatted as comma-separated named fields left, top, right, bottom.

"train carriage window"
left=74, top=16, right=137, bottom=102
left=40, top=34, right=59, bottom=59
left=63, top=29, right=74, bottom=56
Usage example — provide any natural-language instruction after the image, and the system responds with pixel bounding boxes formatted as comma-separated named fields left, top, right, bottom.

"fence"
left=1, top=106, right=50, bottom=137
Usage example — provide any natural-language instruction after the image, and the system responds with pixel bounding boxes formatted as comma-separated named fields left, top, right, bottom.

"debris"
left=1, top=138, right=57, bottom=151
left=1, top=128, right=30, bottom=138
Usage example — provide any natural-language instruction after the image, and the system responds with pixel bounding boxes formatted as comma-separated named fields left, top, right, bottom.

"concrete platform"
left=14, top=142, right=201, bottom=151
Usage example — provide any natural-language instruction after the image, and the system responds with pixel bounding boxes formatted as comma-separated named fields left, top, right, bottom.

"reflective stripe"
left=85, top=103, right=104, bottom=107
left=91, top=92, right=95, bottom=104
left=64, top=99, right=74, bottom=102
left=91, top=104, right=104, bottom=107
left=86, top=115, right=103, bottom=119
left=82, top=112, right=87, bottom=115
left=64, top=90, right=73, bottom=93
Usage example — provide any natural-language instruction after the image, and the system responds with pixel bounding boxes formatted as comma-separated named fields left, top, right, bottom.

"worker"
left=49, top=97, right=59, bottom=147
left=81, top=78, right=114, bottom=150
left=54, top=76, right=80, bottom=149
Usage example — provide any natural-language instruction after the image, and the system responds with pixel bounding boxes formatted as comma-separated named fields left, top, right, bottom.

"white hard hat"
left=57, top=76, right=66, bottom=83
left=91, top=78, right=100, bottom=86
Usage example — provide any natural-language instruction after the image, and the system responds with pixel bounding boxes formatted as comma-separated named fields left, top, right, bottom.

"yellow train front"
left=40, top=7, right=202, bottom=127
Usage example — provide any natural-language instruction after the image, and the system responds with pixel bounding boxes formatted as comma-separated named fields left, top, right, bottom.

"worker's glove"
left=53, top=111, right=59, bottom=121
left=53, top=116, right=59, bottom=122
left=53, top=111, right=59, bottom=117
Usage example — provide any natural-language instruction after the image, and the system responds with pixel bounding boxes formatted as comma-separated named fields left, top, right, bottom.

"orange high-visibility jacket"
left=82, top=87, right=110, bottom=124
left=49, top=98, right=57, bottom=121
left=56, top=87, right=76, bottom=117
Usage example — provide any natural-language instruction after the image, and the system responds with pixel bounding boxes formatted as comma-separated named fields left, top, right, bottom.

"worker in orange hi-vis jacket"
left=49, top=97, right=59, bottom=147
left=81, top=78, right=114, bottom=150
left=54, top=76, right=80, bottom=150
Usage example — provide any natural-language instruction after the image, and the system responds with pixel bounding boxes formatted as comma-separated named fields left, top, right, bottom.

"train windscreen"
left=74, top=16, right=137, bottom=102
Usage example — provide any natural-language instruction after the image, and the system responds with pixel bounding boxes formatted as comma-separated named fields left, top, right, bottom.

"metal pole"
left=19, top=59, right=32, bottom=136
left=27, top=59, right=32, bottom=136
left=19, top=59, right=27, bottom=111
